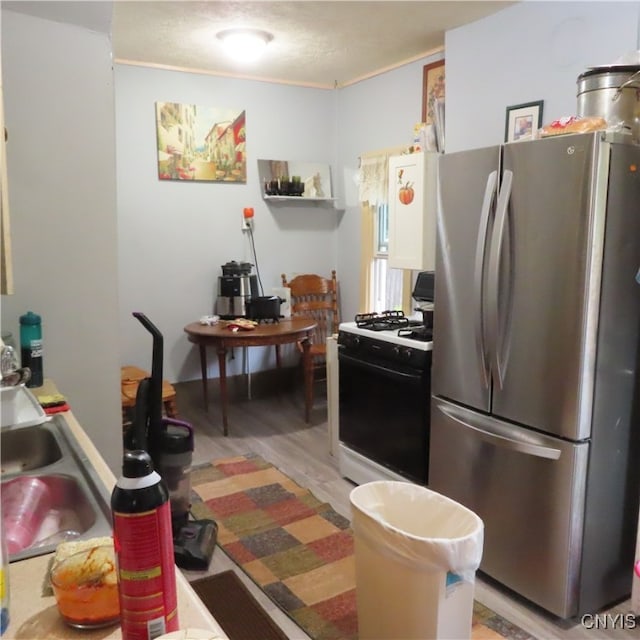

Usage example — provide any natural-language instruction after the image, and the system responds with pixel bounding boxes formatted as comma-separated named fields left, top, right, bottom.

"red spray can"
left=111, top=450, right=179, bottom=640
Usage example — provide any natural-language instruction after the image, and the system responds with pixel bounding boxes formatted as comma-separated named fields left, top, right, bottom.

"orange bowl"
left=50, top=544, right=120, bottom=628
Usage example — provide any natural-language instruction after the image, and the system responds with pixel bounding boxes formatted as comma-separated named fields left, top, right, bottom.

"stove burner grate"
left=398, top=326, right=433, bottom=342
left=355, top=310, right=410, bottom=331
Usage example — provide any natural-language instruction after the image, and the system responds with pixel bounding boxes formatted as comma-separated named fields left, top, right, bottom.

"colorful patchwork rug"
left=189, top=453, right=536, bottom=640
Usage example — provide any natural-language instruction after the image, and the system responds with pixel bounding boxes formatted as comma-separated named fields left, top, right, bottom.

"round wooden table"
left=184, top=317, right=317, bottom=435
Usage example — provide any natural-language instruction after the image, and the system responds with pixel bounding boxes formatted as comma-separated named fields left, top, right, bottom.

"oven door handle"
left=338, top=351, right=424, bottom=382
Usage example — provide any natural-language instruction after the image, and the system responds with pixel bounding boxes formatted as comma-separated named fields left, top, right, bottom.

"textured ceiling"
left=4, top=1, right=514, bottom=89
left=4, top=1, right=113, bottom=32
left=112, top=1, right=514, bottom=88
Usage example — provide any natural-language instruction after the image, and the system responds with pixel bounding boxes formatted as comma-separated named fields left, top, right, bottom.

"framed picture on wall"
left=505, top=100, right=544, bottom=143
left=155, top=101, right=247, bottom=182
left=421, top=60, right=445, bottom=124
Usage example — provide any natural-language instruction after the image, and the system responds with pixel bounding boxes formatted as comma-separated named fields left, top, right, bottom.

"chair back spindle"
left=281, top=271, right=339, bottom=406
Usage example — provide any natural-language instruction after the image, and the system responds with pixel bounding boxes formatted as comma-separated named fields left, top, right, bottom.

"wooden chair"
left=281, top=270, right=339, bottom=409
left=121, top=365, right=177, bottom=431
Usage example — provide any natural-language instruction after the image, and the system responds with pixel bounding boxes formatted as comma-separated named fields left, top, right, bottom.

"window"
left=359, top=147, right=408, bottom=314
left=376, top=203, right=388, bottom=254
left=372, top=203, right=403, bottom=312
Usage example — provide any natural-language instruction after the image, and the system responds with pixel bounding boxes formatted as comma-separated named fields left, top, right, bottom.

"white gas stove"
left=338, top=320, right=432, bottom=351
left=336, top=310, right=433, bottom=486
left=338, top=307, right=433, bottom=352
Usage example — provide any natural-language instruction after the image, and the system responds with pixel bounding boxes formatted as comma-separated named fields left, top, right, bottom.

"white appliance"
left=337, top=312, right=433, bottom=486
left=430, top=131, right=640, bottom=618
left=326, top=334, right=339, bottom=457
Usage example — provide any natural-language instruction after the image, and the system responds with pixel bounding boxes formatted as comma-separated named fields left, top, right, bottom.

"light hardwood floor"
left=174, top=377, right=640, bottom=640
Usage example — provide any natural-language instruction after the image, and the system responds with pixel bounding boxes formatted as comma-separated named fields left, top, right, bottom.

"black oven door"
left=338, top=350, right=430, bottom=485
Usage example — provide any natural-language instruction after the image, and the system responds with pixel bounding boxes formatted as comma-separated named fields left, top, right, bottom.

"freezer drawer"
left=429, top=397, right=589, bottom=618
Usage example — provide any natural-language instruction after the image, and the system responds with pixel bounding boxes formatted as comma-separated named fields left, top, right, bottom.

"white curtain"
left=358, top=155, right=389, bottom=206
left=358, top=146, right=405, bottom=206
left=358, top=146, right=411, bottom=314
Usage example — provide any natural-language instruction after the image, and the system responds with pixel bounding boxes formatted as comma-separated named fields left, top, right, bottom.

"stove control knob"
left=392, top=345, right=412, bottom=360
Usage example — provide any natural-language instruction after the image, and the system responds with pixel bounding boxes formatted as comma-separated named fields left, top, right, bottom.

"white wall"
left=445, top=1, right=640, bottom=152
left=115, top=54, right=448, bottom=380
left=1, top=10, right=121, bottom=471
left=114, top=66, right=339, bottom=382
left=334, top=53, right=443, bottom=321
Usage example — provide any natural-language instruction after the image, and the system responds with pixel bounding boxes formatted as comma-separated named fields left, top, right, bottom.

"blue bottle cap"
left=19, top=311, right=41, bottom=325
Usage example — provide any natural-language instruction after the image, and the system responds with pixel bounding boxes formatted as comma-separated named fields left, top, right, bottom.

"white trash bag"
left=350, top=481, right=484, bottom=640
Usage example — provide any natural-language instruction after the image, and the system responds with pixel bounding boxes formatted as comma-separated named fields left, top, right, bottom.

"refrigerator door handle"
left=436, top=397, right=562, bottom=460
left=487, top=169, right=513, bottom=390
left=474, top=170, right=498, bottom=388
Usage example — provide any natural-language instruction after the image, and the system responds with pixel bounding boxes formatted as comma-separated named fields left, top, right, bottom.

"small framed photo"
left=504, top=100, right=544, bottom=143
left=422, top=59, right=445, bottom=125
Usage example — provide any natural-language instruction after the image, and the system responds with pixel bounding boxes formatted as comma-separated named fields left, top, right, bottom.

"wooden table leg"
left=217, top=345, right=229, bottom=436
left=301, top=337, right=313, bottom=423
left=198, top=344, right=208, bottom=411
left=275, top=344, right=281, bottom=369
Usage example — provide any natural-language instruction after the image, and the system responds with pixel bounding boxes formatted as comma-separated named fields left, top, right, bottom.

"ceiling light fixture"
left=217, top=28, right=273, bottom=64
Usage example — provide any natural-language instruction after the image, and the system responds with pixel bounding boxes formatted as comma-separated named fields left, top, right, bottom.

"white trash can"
left=350, top=481, right=484, bottom=640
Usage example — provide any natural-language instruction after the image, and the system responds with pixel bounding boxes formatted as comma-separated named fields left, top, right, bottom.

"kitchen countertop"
left=2, top=388, right=227, bottom=639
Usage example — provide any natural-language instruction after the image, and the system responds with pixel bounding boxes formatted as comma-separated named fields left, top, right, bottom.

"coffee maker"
left=215, top=260, right=258, bottom=319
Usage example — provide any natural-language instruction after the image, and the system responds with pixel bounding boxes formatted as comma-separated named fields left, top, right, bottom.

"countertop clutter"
left=2, top=385, right=227, bottom=640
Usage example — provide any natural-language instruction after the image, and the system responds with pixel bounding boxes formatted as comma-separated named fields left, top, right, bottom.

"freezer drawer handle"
left=438, top=399, right=561, bottom=460
left=474, top=170, right=498, bottom=389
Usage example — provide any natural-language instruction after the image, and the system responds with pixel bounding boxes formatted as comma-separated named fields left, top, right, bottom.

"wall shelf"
left=258, top=159, right=334, bottom=207
left=263, top=195, right=337, bottom=206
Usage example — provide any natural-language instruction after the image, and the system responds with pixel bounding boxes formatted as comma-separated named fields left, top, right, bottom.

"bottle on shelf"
left=19, top=311, right=43, bottom=388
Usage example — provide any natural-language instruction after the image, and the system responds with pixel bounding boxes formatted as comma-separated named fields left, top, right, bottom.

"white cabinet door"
left=0, top=9, right=13, bottom=295
left=388, top=152, right=437, bottom=271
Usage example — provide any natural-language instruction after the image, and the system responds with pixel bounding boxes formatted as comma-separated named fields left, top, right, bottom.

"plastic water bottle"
left=19, top=311, right=43, bottom=388
left=111, top=450, right=179, bottom=640
left=1, top=520, right=9, bottom=635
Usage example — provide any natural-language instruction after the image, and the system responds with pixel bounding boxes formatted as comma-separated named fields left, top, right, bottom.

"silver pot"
left=577, top=65, right=640, bottom=141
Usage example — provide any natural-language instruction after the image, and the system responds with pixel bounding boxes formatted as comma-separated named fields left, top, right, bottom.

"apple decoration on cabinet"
left=396, top=168, right=415, bottom=205
left=398, top=182, right=415, bottom=205
left=388, top=152, right=437, bottom=271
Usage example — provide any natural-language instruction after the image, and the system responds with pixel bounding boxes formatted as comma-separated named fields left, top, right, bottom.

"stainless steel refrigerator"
left=430, top=131, right=640, bottom=618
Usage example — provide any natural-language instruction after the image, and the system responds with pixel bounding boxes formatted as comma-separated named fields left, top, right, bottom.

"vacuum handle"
left=132, top=312, right=164, bottom=466
left=162, top=417, right=194, bottom=435
left=132, top=312, right=164, bottom=386
left=126, top=377, right=150, bottom=452
left=161, top=417, right=194, bottom=453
